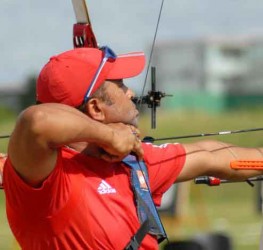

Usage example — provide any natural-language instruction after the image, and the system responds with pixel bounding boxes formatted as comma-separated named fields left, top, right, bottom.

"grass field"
left=0, top=107, right=262, bottom=249
left=141, top=108, right=263, bottom=250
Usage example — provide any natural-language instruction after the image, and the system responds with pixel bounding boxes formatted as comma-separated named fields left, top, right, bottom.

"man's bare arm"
left=177, top=140, right=263, bottom=182
left=8, top=103, right=143, bottom=186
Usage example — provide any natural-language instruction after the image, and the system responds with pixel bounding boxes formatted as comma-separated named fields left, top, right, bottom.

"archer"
left=1, top=46, right=262, bottom=250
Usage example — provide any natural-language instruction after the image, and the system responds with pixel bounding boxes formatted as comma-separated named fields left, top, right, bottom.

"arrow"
left=142, top=127, right=263, bottom=143
left=1, top=127, right=262, bottom=141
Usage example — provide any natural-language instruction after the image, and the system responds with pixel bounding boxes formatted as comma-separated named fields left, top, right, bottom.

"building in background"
left=1, top=36, right=263, bottom=113
left=152, top=36, right=263, bottom=112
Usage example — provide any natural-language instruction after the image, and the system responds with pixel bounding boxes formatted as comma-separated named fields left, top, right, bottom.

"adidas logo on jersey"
left=97, top=180, right=116, bottom=194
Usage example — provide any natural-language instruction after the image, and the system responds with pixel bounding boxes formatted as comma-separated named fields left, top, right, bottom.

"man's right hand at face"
left=97, top=123, right=144, bottom=162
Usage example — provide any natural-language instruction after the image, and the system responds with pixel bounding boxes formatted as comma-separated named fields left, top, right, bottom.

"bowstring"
left=138, top=0, right=165, bottom=112
left=135, top=3, right=168, bottom=240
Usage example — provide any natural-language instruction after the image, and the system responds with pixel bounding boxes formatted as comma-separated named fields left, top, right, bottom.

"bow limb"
left=71, top=0, right=98, bottom=48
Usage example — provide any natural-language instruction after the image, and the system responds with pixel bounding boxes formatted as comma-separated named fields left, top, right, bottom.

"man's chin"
left=129, top=117, right=139, bottom=128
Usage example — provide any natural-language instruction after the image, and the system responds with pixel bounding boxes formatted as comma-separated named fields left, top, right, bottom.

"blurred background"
left=0, top=0, right=263, bottom=249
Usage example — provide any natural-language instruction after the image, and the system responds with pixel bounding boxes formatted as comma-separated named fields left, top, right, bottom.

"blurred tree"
left=20, top=75, right=37, bottom=111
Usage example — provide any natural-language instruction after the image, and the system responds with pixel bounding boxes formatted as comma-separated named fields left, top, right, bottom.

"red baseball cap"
left=36, top=47, right=145, bottom=107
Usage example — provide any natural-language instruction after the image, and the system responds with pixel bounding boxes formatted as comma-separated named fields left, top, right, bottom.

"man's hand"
left=98, top=123, right=143, bottom=162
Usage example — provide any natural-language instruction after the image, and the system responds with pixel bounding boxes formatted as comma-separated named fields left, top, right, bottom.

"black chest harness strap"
left=122, top=155, right=167, bottom=250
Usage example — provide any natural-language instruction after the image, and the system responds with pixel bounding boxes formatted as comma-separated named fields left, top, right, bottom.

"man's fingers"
left=98, top=123, right=144, bottom=162
left=129, top=126, right=141, bottom=139
left=127, top=126, right=144, bottom=160
left=100, top=136, right=143, bottom=162
left=132, top=139, right=144, bottom=161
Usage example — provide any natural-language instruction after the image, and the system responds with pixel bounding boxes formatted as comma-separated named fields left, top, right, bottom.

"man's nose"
left=126, top=88, right=135, bottom=99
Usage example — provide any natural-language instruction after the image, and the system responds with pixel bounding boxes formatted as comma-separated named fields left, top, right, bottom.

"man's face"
left=101, top=80, right=139, bottom=127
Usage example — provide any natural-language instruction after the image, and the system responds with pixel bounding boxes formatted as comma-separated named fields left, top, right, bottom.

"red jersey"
left=3, top=143, right=185, bottom=250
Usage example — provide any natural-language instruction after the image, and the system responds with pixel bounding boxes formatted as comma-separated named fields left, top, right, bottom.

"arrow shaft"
left=1, top=128, right=262, bottom=141
left=143, top=127, right=263, bottom=142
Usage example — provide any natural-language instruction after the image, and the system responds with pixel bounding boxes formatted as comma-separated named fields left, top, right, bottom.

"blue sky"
left=1, top=0, right=263, bottom=90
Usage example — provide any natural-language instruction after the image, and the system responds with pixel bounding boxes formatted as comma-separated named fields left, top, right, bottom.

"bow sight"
left=132, top=67, right=172, bottom=129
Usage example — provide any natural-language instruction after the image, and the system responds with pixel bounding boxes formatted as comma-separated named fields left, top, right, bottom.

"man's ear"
left=86, top=98, right=105, bottom=122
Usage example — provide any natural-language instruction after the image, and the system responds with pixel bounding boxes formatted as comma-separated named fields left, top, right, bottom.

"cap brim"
left=107, top=52, right=146, bottom=80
